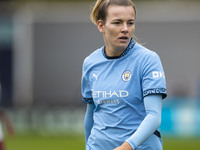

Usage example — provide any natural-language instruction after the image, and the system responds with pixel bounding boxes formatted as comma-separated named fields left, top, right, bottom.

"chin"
left=118, top=43, right=129, bottom=50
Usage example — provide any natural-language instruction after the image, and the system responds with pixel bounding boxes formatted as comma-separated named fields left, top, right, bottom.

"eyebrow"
left=112, top=18, right=135, bottom=22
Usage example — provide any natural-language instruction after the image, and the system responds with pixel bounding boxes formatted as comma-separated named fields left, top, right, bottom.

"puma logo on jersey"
left=92, top=73, right=98, bottom=80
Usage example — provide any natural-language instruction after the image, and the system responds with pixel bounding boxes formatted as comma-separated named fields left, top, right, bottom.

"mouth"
left=119, top=36, right=129, bottom=41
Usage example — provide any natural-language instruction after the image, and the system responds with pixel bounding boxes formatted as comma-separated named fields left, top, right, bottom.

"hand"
left=113, top=142, right=133, bottom=150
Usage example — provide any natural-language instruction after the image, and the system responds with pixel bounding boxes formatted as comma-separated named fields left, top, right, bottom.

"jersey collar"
left=103, top=38, right=135, bottom=59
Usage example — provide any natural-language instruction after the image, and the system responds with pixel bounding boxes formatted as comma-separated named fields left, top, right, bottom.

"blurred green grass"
left=5, top=134, right=200, bottom=150
left=5, top=134, right=85, bottom=150
left=163, top=137, right=200, bottom=150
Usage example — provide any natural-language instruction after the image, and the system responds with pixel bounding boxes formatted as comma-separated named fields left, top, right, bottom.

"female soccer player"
left=81, top=0, right=167, bottom=149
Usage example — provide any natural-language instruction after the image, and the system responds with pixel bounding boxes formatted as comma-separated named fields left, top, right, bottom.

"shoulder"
left=132, top=43, right=162, bottom=65
left=131, top=43, right=162, bottom=70
left=83, top=47, right=104, bottom=70
left=134, top=43, right=159, bottom=58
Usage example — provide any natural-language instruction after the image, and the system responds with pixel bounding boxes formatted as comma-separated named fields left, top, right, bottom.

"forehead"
left=106, top=5, right=135, bottom=20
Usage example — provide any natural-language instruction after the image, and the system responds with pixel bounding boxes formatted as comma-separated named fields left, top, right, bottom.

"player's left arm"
left=114, top=94, right=162, bottom=150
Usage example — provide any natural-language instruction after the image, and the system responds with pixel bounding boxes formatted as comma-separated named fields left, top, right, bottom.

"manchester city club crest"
left=122, top=70, right=132, bottom=82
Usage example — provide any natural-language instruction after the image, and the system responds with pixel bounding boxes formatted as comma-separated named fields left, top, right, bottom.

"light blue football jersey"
left=81, top=38, right=167, bottom=150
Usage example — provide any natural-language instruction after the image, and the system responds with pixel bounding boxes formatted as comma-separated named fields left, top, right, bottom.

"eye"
left=112, top=22, right=121, bottom=25
left=128, top=21, right=135, bottom=25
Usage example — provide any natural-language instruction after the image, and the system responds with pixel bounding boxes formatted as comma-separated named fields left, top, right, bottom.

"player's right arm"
left=84, top=103, right=95, bottom=144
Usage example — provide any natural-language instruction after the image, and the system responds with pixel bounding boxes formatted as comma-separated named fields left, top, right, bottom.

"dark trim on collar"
left=103, top=38, right=135, bottom=59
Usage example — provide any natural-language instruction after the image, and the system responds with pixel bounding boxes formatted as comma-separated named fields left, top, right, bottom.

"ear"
left=97, top=20, right=105, bottom=34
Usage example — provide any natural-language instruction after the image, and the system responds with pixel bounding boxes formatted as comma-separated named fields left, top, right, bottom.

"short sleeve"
left=142, top=52, right=167, bottom=99
left=81, top=61, right=94, bottom=104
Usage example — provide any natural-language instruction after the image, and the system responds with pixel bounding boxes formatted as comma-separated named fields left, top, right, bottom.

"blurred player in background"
left=81, top=0, right=167, bottom=149
left=0, top=84, right=15, bottom=150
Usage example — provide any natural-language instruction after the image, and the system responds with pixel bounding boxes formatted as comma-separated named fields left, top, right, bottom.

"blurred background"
left=0, top=0, right=200, bottom=149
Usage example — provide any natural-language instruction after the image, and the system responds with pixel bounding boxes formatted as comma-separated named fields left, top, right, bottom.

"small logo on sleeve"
left=122, top=70, right=132, bottom=82
left=152, top=71, right=165, bottom=78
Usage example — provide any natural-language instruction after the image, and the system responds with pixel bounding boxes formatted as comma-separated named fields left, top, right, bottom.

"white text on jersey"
left=92, top=90, right=129, bottom=98
left=152, top=71, right=165, bottom=78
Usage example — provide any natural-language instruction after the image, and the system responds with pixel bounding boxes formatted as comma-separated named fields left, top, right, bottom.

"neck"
left=104, top=47, right=125, bottom=57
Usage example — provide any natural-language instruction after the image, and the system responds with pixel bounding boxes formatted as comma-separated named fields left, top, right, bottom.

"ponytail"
left=90, top=0, right=107, bottom=25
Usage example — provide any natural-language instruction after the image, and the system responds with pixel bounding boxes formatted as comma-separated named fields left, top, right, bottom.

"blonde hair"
left=90, top=0, right=136, bottom=25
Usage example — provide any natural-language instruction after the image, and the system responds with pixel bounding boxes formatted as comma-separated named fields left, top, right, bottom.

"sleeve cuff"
left=143, top=88, right=167, bottom=99
left=82, top=97, right=94, bottom=104
left=125, top=139, right=136, bottom=150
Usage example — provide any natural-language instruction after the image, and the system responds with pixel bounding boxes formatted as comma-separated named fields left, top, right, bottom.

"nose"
left=121, top=23, right=128, bottom=34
